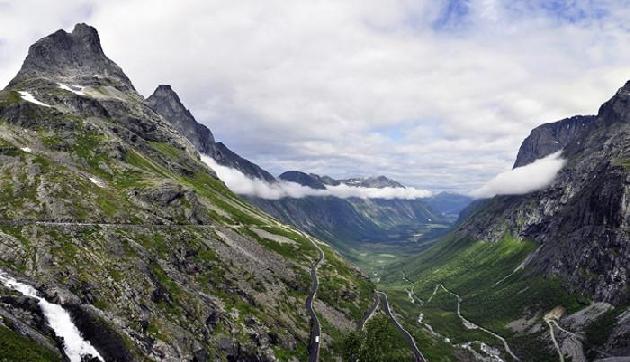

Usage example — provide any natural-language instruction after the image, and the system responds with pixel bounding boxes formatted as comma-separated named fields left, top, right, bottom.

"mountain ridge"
left=10, top=23, right=134, bottom=92
left=0, top=23, right=374, bottom=361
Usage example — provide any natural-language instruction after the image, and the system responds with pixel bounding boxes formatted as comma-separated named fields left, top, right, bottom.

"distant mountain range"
left=4, top=20, right=627, bottom=362
left=248, top=172, right=470, bottom=255
left=144, top=82, right=472, bottom=257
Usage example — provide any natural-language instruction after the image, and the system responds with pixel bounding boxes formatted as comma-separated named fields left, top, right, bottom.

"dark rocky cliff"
left=145, top=85, right=216, bottom=153
left=458, top=81, right=630, bottom=305
left=513, top=114, right=596, bottom=168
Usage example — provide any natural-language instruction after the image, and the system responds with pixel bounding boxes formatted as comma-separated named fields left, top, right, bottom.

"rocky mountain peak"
left=279, top=171, right=327, bottom=189
left=8, top=23, right=134, bottom=91
left=150, top=84, right=179, bottom=102
left=146, top=84, right=216, bottom=153
left=341, top=175, right=405, bottom=189
left=145, top=85, right=276, bottom=182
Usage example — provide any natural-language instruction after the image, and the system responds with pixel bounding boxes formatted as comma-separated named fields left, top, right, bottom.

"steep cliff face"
left=213, top=141, right=276, bottom=182
left=458, top=81, right=630, bottom=305
left=513, top=115, right=596, bottom=168
left=0, top=24, right=373, bottom=361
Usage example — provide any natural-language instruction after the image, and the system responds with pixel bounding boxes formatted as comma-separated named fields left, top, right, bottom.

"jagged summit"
left=279, top=172, right=406, bottom=189
left=146, top=84, right=216, bottom=154
left=8, top=23, right=134, bottom=91
left=145, top=84, right=277, bottom=182
left=340, top=175, right=405, bottom=189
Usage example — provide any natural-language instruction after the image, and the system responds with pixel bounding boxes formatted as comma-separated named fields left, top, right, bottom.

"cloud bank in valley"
left=2, top=1, right=629, bottom=192
left=470, top=151, right=566, bottom=199
left=200, top=154, right=432, bottom=200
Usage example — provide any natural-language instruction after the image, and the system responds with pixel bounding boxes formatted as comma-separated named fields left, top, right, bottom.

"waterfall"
left=0, top=270, right=103, bottom=362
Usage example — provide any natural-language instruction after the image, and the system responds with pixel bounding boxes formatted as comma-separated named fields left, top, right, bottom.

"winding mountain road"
left=359, top=293, right=380, bottom=330
left=376, top=291, right=426, bottom=362
left=436, top=284, right=519, bottom=361
left=306, top=237, right=325, bottom=362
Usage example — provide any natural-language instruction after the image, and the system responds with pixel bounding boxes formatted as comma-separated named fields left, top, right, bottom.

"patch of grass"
left=0, top=324, right=60, bottom=362
left=383, top=234, right=589, bottom=360
left=0, top=90, right=22, bottom=106
left=73, top=131, right=111, bottom=179
left=149, top=141, right=183, bottom=159
left=584, top=307, right=622, bottom=350
left=341, top=313, right=413, bottom=361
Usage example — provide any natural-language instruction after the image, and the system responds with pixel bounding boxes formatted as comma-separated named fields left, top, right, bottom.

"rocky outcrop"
left=145, top=85, right=276, bottom=182
left=9, top=23, right=134, bottom=91
left=513, top=115, right=596, bottom=168
left=279, top=171, right=327, bottom=189
left=145, top=85, right=216, bottom=154
left=213, top=142, right=276, bottom=182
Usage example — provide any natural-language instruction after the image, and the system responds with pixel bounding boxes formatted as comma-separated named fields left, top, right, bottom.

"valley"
left=0, top=18, right=629, bottom=362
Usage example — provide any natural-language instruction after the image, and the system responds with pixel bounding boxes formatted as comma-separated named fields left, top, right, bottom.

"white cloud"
left=1, top=2, right=630, bottom=192
left=469, top=151, right=566, bottom=199
left=200, top=154, right=431, bottom=200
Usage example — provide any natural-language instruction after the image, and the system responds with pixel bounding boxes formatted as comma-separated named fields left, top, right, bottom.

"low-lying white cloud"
left=200, top=154, right=431, bottom=200
left=0, top=270, right=103, bottom=362
left=470, top=151, right=565, bottom=199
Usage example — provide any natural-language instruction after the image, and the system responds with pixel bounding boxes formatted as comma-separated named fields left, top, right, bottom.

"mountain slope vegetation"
left=380, top=80, right=630, bottom=361
left=0, top=23, right=374, bottom=361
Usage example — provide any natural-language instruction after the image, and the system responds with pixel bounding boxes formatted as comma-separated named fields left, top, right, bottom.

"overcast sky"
left=2, top=0, right=630, bottom=193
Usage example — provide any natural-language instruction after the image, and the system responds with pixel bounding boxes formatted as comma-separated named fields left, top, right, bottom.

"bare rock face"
left=279, top=171, right=327, bottom=190
left=145, top=85, right=277, bottom=182
left=9, top=23, right=134, bottom=91
left=513, top=115, right=596, bottom=168
left=145, top=85, right=216, bottom=153
left=213, top=141, right=277, bottom=182
left=458, top=81, right=630, bottom=305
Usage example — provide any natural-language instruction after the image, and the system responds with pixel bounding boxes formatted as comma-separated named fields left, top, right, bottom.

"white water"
left=18, top=91, right=51, bottom=107
left=0, top=271, right=103, bottom=362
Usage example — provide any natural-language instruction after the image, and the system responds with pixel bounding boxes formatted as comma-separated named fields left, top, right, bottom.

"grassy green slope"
left=381, top=234, right=591, bottom=361
left=0, top=84, right=374, bottom=360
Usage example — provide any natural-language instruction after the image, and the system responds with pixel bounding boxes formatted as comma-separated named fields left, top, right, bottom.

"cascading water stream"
left=0, top=270, right=103, bottom=362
